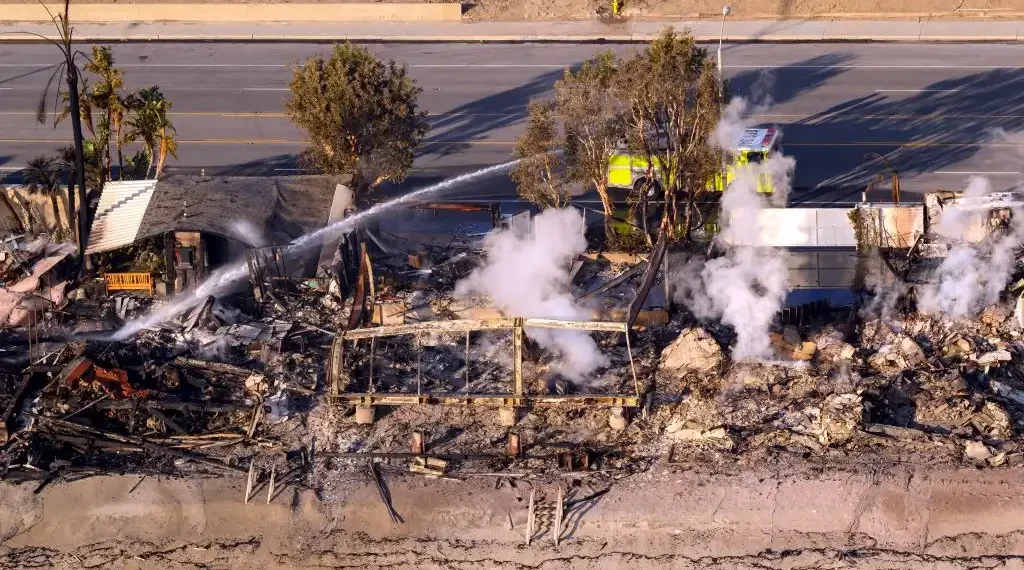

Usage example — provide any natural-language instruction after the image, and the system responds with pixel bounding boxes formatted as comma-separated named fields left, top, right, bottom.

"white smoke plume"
left=917, top=177, right=1024, bottom=318
left=673, top=97, right=797, bottom=360
left=455, top=208, right=608, bottom=382
left=674, top=156, right=796, bottom=360
left=230, top=220, right=267, bottom=248
left=860, top=251, right=908, bottom=320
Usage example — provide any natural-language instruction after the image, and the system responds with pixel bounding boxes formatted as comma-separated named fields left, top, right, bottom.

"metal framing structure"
left=329, top=317, right=641, bottom=408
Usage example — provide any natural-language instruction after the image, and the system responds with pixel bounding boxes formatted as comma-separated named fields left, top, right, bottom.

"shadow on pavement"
left=218, top=153, right=301, bottom=177
left=789, top=66, right=1024, bottom=193
left=0, top=155, right=18, bottom=184
left=422, top=68, right=565, bottom=157
left=728, top=52, right=855, bottom=109
left=0, top=63, right=55, bottom=87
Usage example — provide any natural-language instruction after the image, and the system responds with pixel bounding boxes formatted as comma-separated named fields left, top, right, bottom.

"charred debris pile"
left=3, top=194, right=1024, bottom=492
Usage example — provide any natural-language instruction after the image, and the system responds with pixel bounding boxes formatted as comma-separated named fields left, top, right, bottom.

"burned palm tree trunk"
left=65, top=62, right=89, bottom=262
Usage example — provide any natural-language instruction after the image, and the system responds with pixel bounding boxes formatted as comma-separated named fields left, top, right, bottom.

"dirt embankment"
left=0, top=0, right=1020, bottom=21
left=3, top=466, right=1024, bottom=569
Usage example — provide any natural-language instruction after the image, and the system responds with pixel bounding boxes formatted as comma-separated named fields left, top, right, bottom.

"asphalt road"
left=2, top=42, right=1024, bottom=204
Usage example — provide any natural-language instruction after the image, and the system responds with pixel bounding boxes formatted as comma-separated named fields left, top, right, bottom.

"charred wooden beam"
left=1, top=373, right=35, bottom=444
left=334, top=393, right=640, bottom=407
left=342, top=317, right=625, bottom=340
left=173, top=357, right=257, bottom=377
left=26, top=413, right=246, bottom=473
left=578, top=259, right=648, bottom=300
left=628, top=233, right=667, bottom=329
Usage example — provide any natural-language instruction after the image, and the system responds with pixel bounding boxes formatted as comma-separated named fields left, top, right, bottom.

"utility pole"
left=718, top=6, right=731, bottom=196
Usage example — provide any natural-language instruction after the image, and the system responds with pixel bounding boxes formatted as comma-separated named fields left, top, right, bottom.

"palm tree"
left=23, top=155, right=65, bottom=236
left=125, top=86, right=178, bottom=179
left=83, top=46, right=126, bottom=180
left=154, top=122, right=179, bottom=179
left=27, top=0, right=90, bottom=261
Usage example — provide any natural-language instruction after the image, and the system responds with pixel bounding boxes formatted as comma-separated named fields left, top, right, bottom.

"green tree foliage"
left=617, top=28, right=723, bottom=239
left=286, top=43, right=428, bottom=196
left=511, top=101, right=571, bottom=209
left=23, top=155, right=65, bottom=235
left=555, top=50, right=624, bottom=234
left=83, top=46, right=128, bottom=180
left=124, top=86, right=178, bottom=179
left=513, top=29, right=723, bottom=242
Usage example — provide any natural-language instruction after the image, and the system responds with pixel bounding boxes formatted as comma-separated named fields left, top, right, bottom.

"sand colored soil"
left=0, top=0, right=1021, bottom=21
left=3, top=466, right=1024, bottom=569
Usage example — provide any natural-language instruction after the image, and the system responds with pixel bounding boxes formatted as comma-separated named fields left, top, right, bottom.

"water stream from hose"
left=107, top=159, right=522, bottom=341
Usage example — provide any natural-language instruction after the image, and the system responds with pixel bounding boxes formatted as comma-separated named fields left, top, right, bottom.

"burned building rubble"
left=2, top=178, right=1024, bottom=498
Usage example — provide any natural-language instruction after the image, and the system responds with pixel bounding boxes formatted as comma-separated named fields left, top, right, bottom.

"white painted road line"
left=935, top=171, right=1022, bottom=175
left=874, top=89, right=961, bottom=93
left=3, top=63, right=1024, bottom=70
left=241, top=87, right=290, bottom=91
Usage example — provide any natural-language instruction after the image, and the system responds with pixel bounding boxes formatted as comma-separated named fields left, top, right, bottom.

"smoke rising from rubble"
left=917, top=177, right=1024, bottom=318
left=108, top=159, right=524, bottom=341
left=455, top=208, right=608, bottom=382
left=861, top=252, right=908, bottom=320
left=672, top=98, right=797, bottom=360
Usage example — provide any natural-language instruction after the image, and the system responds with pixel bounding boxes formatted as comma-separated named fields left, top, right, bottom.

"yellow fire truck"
left=606, top=127, right=782, bottom=196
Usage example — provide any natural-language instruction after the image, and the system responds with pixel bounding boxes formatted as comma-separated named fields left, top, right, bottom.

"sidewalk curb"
left=1, top=18, right=1021, bottom=43
left=0, top=33, right=1020, bottom=42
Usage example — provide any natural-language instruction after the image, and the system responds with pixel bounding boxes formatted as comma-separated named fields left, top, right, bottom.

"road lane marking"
left=935, top=170, right=1022, bottom=175
left=0, top=138, right=514, bottom=145
left=5, top=62, right=1024, bottom=70
left=874, top=89, right=961, bottom=93
left=3, top=139, right=1024, bottom=148
left=4, top=110, right=1019, bottom=121
left=729, top=65, right=1024, bottom=69
left=241, top=87, right=290, bottom=92
left=0, top=111, right=522, bottom=118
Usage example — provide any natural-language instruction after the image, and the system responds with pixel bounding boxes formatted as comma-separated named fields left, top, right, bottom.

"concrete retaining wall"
left=0, top=3, right=462, bottom=23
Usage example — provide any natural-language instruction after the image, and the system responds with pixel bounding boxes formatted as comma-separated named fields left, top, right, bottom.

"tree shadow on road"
left=422, top=68, right=565, bottom=157
left=788, top=66, right=1024, bottom=195
left=728, top=52, right=856, bottom=110
left=0, top=155, right=17, bottom=183
left=0, top=64, right=55, bottom=87
left=218, top=153, right=301, bottom=177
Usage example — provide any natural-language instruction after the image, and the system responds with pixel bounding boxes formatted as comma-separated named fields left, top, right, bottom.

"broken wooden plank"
left=523, top=318, right=627, bottom=333
left=173, top=357, right=255, bottom=377
left=266, top=465, right=276, bottom=504
left=578, top=259, right=648, bottom=300
left=526, top=489, right=536, bottom=546
left=343, top=317, right=625, bottom=341
left=347, top=242, right=371, bottom=331
left=553, top=487, right=564, bottom=545
left=26, top=413, right=246, bottom=474
left=369, top=463, right=402, bottom=523
left=146, top=406, right=186, bottom=435
left=183, top=295, right=216, bottom=333
left=1, top=373, right=35, bottom=443
left=344, top=318, right=517, bottom=339
left=628, top=233, right=667, bottom=329
left=245, top=459, right=256, bottom=504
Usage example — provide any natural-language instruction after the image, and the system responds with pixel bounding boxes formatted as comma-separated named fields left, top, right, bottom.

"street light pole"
left=717, top=6, right=731, bottom=198
left=718, top=6, right=730, bottom=95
